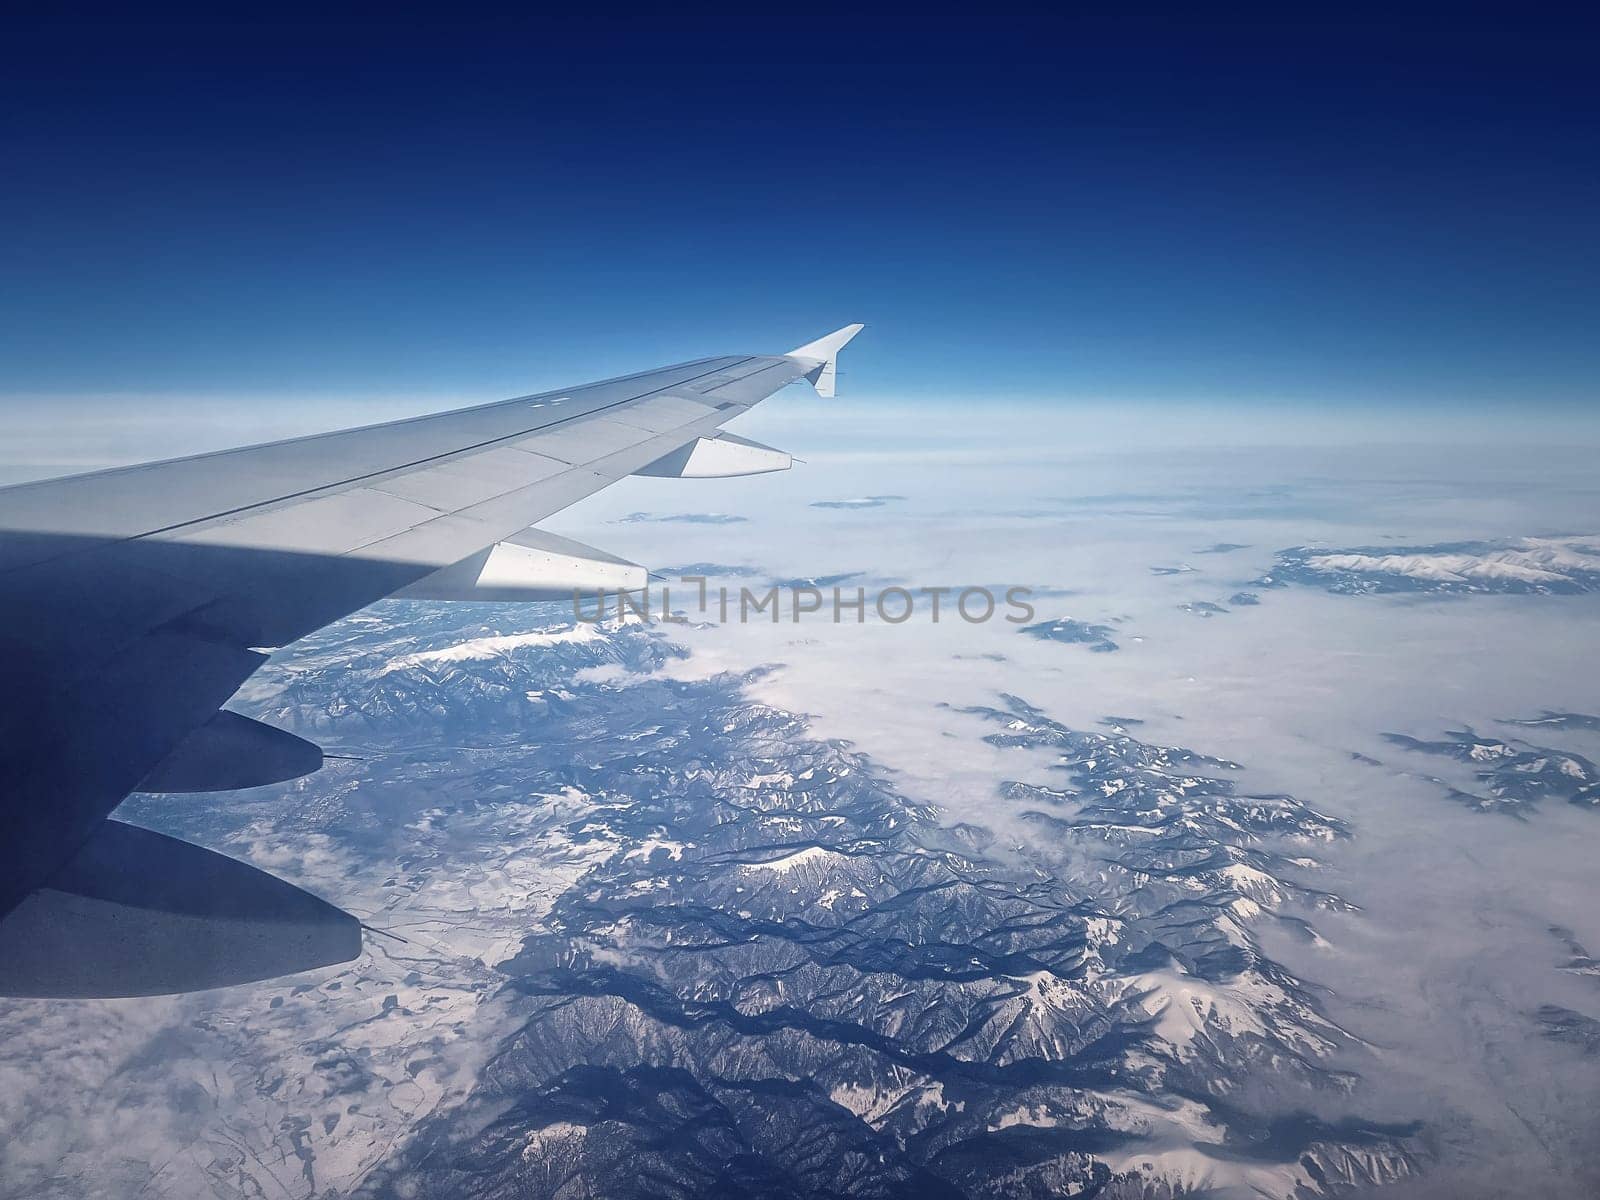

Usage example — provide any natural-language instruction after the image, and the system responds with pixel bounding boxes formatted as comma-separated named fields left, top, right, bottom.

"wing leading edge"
left=0, top=325, right=863, bottom=996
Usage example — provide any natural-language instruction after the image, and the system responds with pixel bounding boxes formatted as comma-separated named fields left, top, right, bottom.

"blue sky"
left=2, top=11, right=1597, bottom=411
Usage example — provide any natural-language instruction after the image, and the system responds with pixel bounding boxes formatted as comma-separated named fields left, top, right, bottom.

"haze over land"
left=4, top=10, right=1599, bottom=1196
left=2, top=399, right=1596, bottom=1198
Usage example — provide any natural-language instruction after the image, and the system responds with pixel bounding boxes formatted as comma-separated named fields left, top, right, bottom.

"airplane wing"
left=0, top=324, right=863, bottom=997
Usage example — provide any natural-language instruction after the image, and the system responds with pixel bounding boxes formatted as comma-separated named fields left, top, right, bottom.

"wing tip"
left=786, top=324, right=864, bottom=398
left=785, top=323, right=864, bottom=363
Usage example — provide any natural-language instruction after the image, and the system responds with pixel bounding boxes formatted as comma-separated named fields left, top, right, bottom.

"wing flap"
left=513, top=415, right=663, bottom=465
left=174, top=487, right=440, bottom=554
left=367, top=446, right=568, bottom=511
left=605, top=394, right=721, bottom=433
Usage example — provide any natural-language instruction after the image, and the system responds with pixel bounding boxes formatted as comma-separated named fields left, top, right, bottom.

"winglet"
left=786, top=323, right=864, bottom=398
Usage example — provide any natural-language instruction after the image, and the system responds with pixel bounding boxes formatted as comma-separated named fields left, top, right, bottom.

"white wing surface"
left=0, top=325, right=862, bottom=995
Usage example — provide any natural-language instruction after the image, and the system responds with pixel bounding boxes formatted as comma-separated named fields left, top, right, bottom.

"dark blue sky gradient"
left=3, top=10, right=1597, bottom=407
